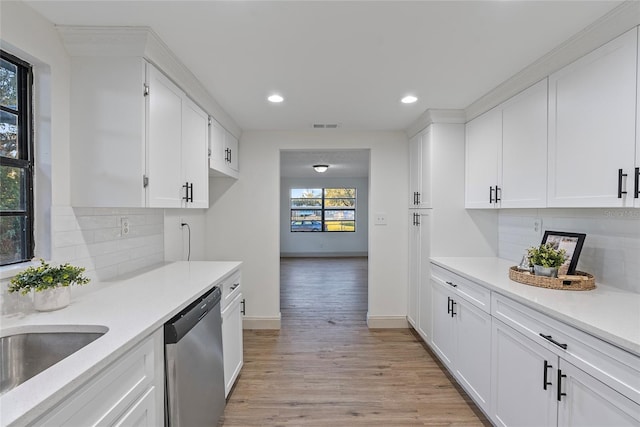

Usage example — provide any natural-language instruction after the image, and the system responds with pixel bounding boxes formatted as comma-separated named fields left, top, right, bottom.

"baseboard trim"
left=280, top=252, right=368, bottom=258
left=366, top=314, right=409, bottom=329
left=242, top=316, right=281, bottom=330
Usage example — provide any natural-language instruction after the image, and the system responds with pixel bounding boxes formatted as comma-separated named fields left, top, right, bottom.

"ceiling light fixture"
left=313, top=164, right=329, bottom=173
left=401, top=95, right=418, bottom=104
left=268, top=94, right=284, bottom=103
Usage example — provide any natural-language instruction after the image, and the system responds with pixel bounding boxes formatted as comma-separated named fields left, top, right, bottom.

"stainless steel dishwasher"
left=165, top=286, right=225, bottom=426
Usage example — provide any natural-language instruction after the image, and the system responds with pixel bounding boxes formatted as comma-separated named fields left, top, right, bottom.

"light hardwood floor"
left=220, top=257, right=490, bottom=426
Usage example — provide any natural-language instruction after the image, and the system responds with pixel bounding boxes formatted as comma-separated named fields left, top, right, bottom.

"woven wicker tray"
left=509, top=266, right=595, bottom=291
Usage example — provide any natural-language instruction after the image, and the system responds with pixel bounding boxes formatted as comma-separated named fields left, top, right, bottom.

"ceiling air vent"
left=312, top=123, right=340, bottom=129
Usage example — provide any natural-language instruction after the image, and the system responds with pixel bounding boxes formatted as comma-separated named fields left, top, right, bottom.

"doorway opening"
left=279, top=149, right=370, bottom=326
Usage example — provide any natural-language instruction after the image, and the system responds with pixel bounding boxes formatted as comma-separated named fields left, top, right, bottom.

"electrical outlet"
left=120, top=217, right=130, bottom=236
left=375, top=212, right=387, bottom=225
left=533, top=218, right=542, bottom=235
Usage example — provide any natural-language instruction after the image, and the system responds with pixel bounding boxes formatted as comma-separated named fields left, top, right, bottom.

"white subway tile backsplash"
left=499, top=208, right=640, bottom=293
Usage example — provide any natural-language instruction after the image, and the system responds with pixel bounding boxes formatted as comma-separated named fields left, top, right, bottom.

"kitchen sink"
left=0, top=325, right=108, bottom=395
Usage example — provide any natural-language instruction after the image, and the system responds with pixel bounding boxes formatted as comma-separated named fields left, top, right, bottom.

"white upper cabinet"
left=465, top=107, right=502, bottom=208
left=209, top=117, right=240, bottom=179
left=408, top=129, right=431, bottom=208
left=181, top=97, right=209, bottom=209
left=146, top=64, right=184, bottom=208
left=548, top=27, right=638, bottom=207
left=501, top=79, right=548, bottom=208
left=465, top=79, right=548, bottom=209
left=69, top=58, right=209, bottom=208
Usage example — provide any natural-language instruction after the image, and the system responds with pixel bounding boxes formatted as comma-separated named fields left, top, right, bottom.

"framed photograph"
left=541, top=231, right=586, bottom=275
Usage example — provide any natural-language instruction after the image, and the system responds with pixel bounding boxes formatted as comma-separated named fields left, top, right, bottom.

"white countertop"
left=430, top=257, right=640, bottom=357
left=0, top=261, right=241, bottom=427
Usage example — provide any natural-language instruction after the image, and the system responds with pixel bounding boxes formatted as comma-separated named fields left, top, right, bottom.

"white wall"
left=498, top=209, right=640, bottom=294
left=280, top=176, right=368, bottom=256
left=205, top=130, right=408, bottom=327
left=164, top=209, right=207, bottom=261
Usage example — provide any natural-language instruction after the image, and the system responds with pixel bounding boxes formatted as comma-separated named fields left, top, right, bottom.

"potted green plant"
left=8, top=259, right=90, bottom=311
left=527, top=243, right=567, bottom=278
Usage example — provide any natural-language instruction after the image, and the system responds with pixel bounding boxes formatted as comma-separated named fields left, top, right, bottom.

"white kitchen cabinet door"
left=557, top=359, right=640, bottom=427
left=416, top=212, right=432, bottom=342
left=181, top=97, right=209, bottom=208
left=465, top=107, right=502, bottom=208
left=430, top=279, right=455, bottom=369
left=146, top=64, right=183, bottom=208
left=408, top=129, right=431, bottom=208
left=407, top=212, right=420, bottom=328
left=454, top=299, right=491, bottom=414
left=222, top=292, right=244, bottom=397
left=548, top=28, right=637, bottom=208
left=226, top=130, right=239, bottom=172
left=491, top=320, right=557, bottom=427
left=501, top=79, right=548, bottom=208
left=113, top=387, right=158, bottom=427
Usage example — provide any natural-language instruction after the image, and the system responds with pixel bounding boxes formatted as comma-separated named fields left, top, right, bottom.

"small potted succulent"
left=8, top=259, right=90, bottom=311
left=527, top=243, right=567, bottom=278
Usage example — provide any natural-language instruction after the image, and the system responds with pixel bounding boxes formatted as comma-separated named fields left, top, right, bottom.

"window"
left=290, top=188, right=356, bottom=232
left=1, top=51, right=33, bottom=266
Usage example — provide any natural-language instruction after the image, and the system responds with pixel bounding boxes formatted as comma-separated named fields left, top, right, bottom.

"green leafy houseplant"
left=8, top=259, right=90, bottom=295
left=527, top=243, right=567, bottom=268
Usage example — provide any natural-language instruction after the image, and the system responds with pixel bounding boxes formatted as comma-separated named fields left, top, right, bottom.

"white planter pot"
left=33, top=286, right=71, bottom=312
left=533, top=265, right=559, bottom=278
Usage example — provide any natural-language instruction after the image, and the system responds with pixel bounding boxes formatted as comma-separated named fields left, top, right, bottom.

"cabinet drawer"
left=492, top=293, right=640, bottom=403
left=431, top=264, right=491, bottom=314
left=220, top=269, right=241, bottom=310
left=35, top=330, right=160, bottom=426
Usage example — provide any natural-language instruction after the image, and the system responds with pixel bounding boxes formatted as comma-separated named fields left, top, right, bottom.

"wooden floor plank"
left=220, top=257, right=490, bottom=426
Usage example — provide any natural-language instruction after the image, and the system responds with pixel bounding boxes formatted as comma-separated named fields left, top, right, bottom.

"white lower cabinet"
left=427, top=262, right=640, bottom=427
left=430, top=270, right=491, bottom=414
left=491, top=293, right=640, bottom=427
left=492, top=320, right=557, bottom=427
left=34, top=329, right=164, bottom=427
left=222, top=292, right=244, bottom=397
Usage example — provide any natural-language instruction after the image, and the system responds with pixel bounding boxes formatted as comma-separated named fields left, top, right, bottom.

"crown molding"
left=465, top=1, right=640, bottom=122
left=406, top=109, right=466, bottom=138
left=57, top=26, right=242, bottom=138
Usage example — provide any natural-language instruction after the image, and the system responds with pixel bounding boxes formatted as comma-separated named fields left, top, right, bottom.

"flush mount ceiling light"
left=401, top=95, right=418, bottom=104
left=313, top=164, right=329, bottom=173
left=267, top=94, right=284, bottom=103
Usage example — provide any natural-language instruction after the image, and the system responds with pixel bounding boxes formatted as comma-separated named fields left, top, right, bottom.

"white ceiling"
left=281, top=149, right=370, bottom=178
left=24, top=0, right=622, bottom=132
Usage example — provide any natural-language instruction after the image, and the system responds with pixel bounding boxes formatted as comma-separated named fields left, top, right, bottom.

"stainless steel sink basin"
left=0, top=325, right=108, bottom=395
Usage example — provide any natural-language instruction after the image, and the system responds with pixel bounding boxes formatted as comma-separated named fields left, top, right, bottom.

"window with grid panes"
left=1, top=51, right=34, bottom=265
left=290, top=188, right=356, bottom=232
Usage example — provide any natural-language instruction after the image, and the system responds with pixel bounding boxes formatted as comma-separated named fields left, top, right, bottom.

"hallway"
left=220, top=257, right=489, bottom=426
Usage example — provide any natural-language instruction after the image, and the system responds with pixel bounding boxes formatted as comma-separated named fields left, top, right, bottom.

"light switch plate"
left=374, top=213, right=387, bottom=225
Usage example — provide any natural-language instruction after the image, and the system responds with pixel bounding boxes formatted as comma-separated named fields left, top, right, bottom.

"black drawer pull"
left=445, top=281, right=457, bottom=288
left=230, top=283, right=240, bottom=291
left=447, top=296, right=452, bottom=315
left=635, top=167, right=639, bottom=199
left=540, top=333, right=567, bottom=350
left=618, top=169, right=627, bottom=198
left=489, top=186, right=494, bottom=204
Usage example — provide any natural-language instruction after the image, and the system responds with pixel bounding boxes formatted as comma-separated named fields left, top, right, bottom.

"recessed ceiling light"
left=401, top=95, right=418, bottom=104
left=268, top=94, right=284, bottom=103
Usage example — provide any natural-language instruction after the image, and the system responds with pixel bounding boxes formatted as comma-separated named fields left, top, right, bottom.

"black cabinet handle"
left=445, top=281, right=457, bottom=288
left=415, top=213, right=420, bottom=226
left=634, top=167, right=639, bottom=199
left=489, top=186, right=494, bottom=204
left=451, top=300, right=457, bottom=317
left=543, top=360, right=553, bottom=390
left=495, top=185, right=501, bottom=202
left=182, top=182, right=193, bottom=203
left=557, top=369, right=567, bottom=401
left=416, top=192, right=421, bottom=205
left=241, top=298, right=246, bottom=315
left=540, top=333, right=567, bottom=350
left=447, top=296, right=452, bottom=315
left=618, top=169, right=627, bottom=198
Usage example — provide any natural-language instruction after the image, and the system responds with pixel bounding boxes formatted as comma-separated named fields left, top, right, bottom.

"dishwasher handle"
left=165, top=286, right=222, bottom=343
